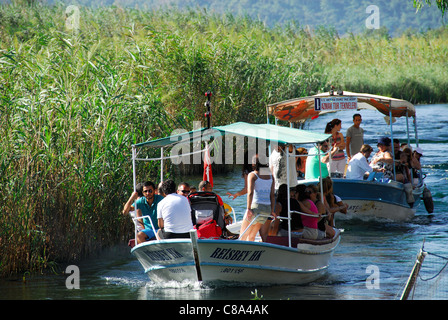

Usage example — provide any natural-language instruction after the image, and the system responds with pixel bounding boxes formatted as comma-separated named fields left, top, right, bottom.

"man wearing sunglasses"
left=135, top=181, right=164, bottom=243
left=177, top=182, right=191, bottom=197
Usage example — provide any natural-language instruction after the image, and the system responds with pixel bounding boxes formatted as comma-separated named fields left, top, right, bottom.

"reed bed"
left=0, top=3, right=446, bottom=277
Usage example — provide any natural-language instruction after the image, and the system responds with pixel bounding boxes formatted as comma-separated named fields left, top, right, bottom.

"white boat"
left=267, top=90, right=428, bottom=221
left=131, top=229, right=340, bottom=285
left=129, top=119, right=341, bottom=285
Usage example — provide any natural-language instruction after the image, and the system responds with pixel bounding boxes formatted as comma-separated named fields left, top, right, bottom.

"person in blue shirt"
left=135, top=181, right=164, bottom=243
left=305, top=141, right=338, bottom=180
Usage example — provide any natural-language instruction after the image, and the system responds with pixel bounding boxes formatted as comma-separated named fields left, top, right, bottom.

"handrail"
left=238, top=214, right=273, bottom=240
left=290, top=210, right=328, bottom=218
left=131, top=214, right=157, bottom=244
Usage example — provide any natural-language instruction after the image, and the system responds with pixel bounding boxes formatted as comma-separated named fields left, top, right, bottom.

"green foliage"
left=0, top=3, right=446, bottom=276
left=414, top=0, right=448, bottom=17
left=52, top=0, right=446, bottom=36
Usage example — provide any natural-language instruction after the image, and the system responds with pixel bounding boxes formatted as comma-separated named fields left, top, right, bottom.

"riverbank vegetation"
left=1, top=2, right=447, bottom=277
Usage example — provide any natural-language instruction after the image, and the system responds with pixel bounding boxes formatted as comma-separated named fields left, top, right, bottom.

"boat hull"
left=330, top=178, right=423, bottom=221
left=131, top=240, right=200, bottom=283
left=196, top=237, right=339, bottom=285
left=131, top=232, right=340, bottom=285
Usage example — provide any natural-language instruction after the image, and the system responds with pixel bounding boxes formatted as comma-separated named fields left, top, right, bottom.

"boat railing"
left=131, top=214, right=157, bottom=244
left=290, top=210, right=328, bottom=218
left=276, top=211, right=328, bottom=221
left=223, top=203, right=237, bottom=226
left=238, top=214, right=273, bottom=240
left=239, top=211, right=329, bottom=241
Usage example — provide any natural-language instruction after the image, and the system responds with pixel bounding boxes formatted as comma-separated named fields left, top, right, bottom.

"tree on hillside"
left=414, top=0, right=448, bottom=17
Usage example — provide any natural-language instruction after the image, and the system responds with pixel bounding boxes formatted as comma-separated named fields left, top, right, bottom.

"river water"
left=1, top=104, right=447, bottom=301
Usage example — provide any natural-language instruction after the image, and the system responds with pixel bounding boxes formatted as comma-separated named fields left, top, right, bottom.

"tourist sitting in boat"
left=305, top=140, right=338, bottom=180
left=156, top=179, right=194, bottom=239
left=239, top=154, right=275, bottom=242
left=411, top=147, right=423, bottom=185
left=122, top=182, right=143, bottom=216
left=346, top=144, right=384, bottom=180
left=401, top=145, right=422, bottom=183
left=190, top=180, right=228, bottom=236
left=319, top=177, right=348, bottom=227
left=306, top=184, right=335, bottom=238
left=370, top=137, right=394, bottom=180
left=157, top=181, right=164, bottom=196
left=177, top=182, right=190, bottom=197
left=297, top=184, right=325, bottom=240
left=199, top=180, right=223, bottom=204
left=274, top=184, right=304, bottom=238
left=134, top=181, right=164, bottom=243
left=395, top=152, right=413, bottom=185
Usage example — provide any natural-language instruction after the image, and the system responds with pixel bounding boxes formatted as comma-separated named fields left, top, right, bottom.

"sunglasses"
left=143, top=189, right=153, bottom=194
left=180, top=190, right=190, bottom=194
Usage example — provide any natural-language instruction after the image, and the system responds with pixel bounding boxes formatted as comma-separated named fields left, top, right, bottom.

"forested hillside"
left=42, top=0, right=446, bottom=36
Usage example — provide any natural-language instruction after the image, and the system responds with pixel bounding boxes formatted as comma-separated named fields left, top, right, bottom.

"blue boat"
left=267, top=91, right=427, bottom=221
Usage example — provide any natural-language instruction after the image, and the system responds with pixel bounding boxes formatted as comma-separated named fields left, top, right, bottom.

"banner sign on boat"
left=314, top=97, right=358, bottom=111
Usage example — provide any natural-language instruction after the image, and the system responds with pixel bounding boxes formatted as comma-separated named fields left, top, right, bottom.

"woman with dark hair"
left=370, top=136, right=394, bottom=180
left=296, top=184, right=325, bottom=240
left=275, top=184, right=303, bottom=237
left=239, top=154, right=275, bottom=242
left=325, top=119, right=346, bottom=176
left=306, top=184, right=335, bottom=238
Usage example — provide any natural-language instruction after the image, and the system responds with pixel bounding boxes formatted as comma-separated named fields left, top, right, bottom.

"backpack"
left=195, top=219, right=222, bottom=239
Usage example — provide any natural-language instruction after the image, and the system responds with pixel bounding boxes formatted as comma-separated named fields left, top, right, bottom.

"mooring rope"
left=418, top=251, right=448, bottom=282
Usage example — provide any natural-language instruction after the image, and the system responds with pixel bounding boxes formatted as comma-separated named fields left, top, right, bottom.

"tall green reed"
left=0, top=3, right=446, bottom=276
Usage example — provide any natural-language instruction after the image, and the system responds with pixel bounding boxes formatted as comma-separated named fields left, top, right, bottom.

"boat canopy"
left=134, top=121, right=331, bottom=149
left=267, top=91, right=416, bottom=122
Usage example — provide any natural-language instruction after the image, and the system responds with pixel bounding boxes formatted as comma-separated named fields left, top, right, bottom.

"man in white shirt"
left=157, top=180, right=194, bottom=239
left=346, top=144, right=383, bottom=180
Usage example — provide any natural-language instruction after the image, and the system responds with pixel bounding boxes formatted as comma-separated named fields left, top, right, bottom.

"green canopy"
left=134, top=122, right=331, bottom=149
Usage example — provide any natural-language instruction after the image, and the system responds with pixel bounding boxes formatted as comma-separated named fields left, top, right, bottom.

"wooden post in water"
left=190, top=230, right=203, bottom=282
left=400, top=245, right=427, bottom=300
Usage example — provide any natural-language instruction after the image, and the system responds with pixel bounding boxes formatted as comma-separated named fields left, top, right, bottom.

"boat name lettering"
left=209, top=247, right=265, bottom=262
left=314, top=97, right=357, bottom=111
left=144, top=247, right=184, bottom=261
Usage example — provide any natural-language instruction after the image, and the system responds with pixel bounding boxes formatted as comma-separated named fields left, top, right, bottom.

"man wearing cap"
left=346, top=144, right=384, bottom=180
left=414, top=147, right=423, bottom=160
